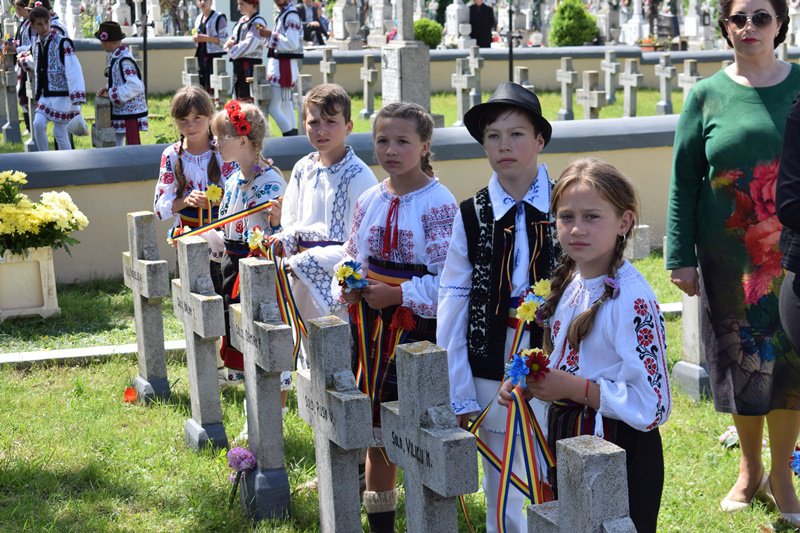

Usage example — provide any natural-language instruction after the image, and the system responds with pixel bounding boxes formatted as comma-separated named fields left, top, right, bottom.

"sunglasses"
left=726, top=12, right=774, bottom=29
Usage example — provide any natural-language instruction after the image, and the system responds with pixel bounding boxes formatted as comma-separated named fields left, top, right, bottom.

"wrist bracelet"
left=583, top=378, right=590, bottom=407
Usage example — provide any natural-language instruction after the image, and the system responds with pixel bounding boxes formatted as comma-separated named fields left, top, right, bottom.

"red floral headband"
left=224, top=100, right=252, bottom=137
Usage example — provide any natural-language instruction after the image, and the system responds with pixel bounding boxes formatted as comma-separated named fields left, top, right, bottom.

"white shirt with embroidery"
left=273, top=147, right=377, bottom=316
left=439, top=165, right=551, bottom=431
left=550, top=260, right=671, bottom=433
left=266, top=4, right=302, bottom=86
left=333, top=178, right=458, bottom=318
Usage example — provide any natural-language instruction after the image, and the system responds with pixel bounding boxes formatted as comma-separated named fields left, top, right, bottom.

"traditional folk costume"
left=334, top=178, right=458, bottom=438
left=227, top=11, right=267, bottom=100
left=22, top=27, right=85, bottom=151
left=439, top=168, right=557, bottom=533
left=13, top=16, right=33, bottom=132
left=211, top=164, right=286, bottom=378
left=265, top=2, right=302, bottom=134
left=546, top=261, right=670, bottom=533
left=194, top=9, right=228, bottom=92
left=104, top=44, right=148, bottom=145
left=271, top=147, right=377, bottom=368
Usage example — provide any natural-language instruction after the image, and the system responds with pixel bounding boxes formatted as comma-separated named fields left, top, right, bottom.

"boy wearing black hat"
left=95, top=21, right=148, bottom=145
left=438, top=82, right=558, bottom=533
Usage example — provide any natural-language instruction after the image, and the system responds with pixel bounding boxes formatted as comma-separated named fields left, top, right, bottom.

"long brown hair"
left=541, top=158, right=639, bottom=353
left=372, top=102, right=435, bottom=176
left=171, top=87, right=221, bottom=196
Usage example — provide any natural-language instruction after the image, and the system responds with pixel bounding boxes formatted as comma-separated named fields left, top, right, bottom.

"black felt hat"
left=94, top=21, right=127, bottom=42
left=463, top=82, right=553, bottom=147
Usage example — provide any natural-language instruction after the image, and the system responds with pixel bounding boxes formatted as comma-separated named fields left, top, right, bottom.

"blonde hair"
left=372, top=102, right=435, bottom=176
left=541, top=158, right=640, bottom=353
left=170, top=87, right=221, bottom=195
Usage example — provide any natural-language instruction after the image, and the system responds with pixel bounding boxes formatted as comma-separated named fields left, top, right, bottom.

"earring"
left=619, top=233, right=627, bottom=243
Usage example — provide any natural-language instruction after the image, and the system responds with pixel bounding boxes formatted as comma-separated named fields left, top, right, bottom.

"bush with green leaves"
left=548, top=0, right=599, bottom=46
left=414, top=18, right=444, bottom=49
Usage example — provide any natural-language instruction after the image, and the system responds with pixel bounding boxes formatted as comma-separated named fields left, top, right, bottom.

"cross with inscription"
left=514, top=66, right=535, bottom=93
left=182, top=56, right=200, bottom=88
left=172, top=236, right=228, bottom=450
left=600, top=50, right=620, bottom=105
left=655, top=53, right=676, bottom=115
left=227, top=257, right=293, bottom=519
left=122, top=211, right=171, bottom=404
left=556, top=57, right=578, bottom=121
left=296, top=316, right=373, bottom=532
left=320, top=47, right=337, bottom=84
left=619, top=59, right=643, bottom=118
left=677, top=59, right=703, bottom=102
left=381, top=341, right=479, bottom=533
left=575, top=70, right=606, bottom=120
left=1, top=58, right=21, bottom=144
left=209, top=57, right=230, bottom=109
left=451, top=57, right=473, bottom=127
left=248, top=64, right=271, bottom=124
left=360, top=55, right=378, bottom=119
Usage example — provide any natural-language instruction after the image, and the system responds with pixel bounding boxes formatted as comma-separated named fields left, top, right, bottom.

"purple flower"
left=227, top=447, right=256, bottom=472
left=603, top=277, right=620, bottom=299
left=99, top=31, right=108, bottom=40
left=534, top=306, right=548, bottom=327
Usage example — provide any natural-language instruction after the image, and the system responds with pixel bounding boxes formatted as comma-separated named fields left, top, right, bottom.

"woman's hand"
left=340, top=288, right=362, bottom=305
left=456, top=413, right=475, bottom=430
left=265, top=235, right=284, bottom=256
left=96, top=87, right=108, bottom=97
left=498, top=379, right=534, bottom=406
left=528, top=368, right=584, bottom=403
left=670, top=266, right=700, bottom=297
left=362, top=279, right=402, bottom=309
left=183, top=190, right=209, bottom=209
left=269, top=197, right=282, bottom=228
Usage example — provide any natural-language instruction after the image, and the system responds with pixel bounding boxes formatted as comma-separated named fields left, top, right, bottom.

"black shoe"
left=366, top=510, right=395, bottom=533
left=282, top=128, right=298, bottom=137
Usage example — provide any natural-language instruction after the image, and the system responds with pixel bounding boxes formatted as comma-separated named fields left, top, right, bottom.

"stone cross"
left=320, top=47, right=337, bottom=84
left=528, top=436, right=636, bottom=532
left=466, top=45, right=484, bottom=108
left=619, top=59, right=643, bottom=118
left=182, top=56, right=200, bottom=88
left=514, top=66, right=535, bottom=93
left=555, top=57, right=577, bottom=121
left=92, top=96, right=117, bottom=148
left=1, top=62, right=21, bottom=144
left=0, top=54, right=9, bottom=129
left=171, top=236, right=227, bottom=450
left=575, top=70, right=606, bottom=120
left=451, top=57, right=474, bottom=127
left=248, top=64, right=271, bottom=128
left=296, top=316, right=373, bottom=532
left=295, top=73, right=312, bottom=133
left=359, top=55, right=378, bottom=119
left=228, top=258, right=293, bottom=520
left=678, top=59, right=703, bottom=102
left=655, top=53, right=676, bottom=115
left=381, top=341, right=479, bottom=533
left=209, top=57, right=230, bottom=109
left=600, top=50, right=620, bottom=105
left=122, top=212, right=171, bottom=404
left=396, top=0, right=414, bottom=41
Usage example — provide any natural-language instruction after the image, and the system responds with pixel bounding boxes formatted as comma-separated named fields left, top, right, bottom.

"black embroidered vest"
left=461, top=187, right=554, bottom=381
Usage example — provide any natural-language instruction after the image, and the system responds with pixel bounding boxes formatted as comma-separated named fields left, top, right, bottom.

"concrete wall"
left=3, top=115, right=677, bottom=283
left=74, top=38, right=798, bottom=96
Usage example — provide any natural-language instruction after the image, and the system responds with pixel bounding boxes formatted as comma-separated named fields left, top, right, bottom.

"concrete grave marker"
left=182, top=56, right=200, bottom=88
left=514, top=66, right=535, bottom=93
left=210, top=57, right=230, bottom=109
left=295, top=73, right=312, bottom=132
left=320, top=47, right=337, bottom=84
left=466, top=45, right=484, bottom=108
left=248, top=64, right=271, bottom=130
left=92, top=96, right=116, bottom=148
left=556, top=57, right=577, bottom=121
left=24, top=73, right=36, bottom=152
left=451, top=57, right=474, bottom=127
left=1, top=59, right=21, bottom=144
left=381, top=341, right=479, bottom=533
left=620, top=58, right=643, bottom=118
left=528, top=436, right=636, bottom=532
left=575, top=70, right=606, bottom=120
left=228, top=258, right=293, bottom=520
left=122, top=211, right=171, bottom=403
left=359, top=55, right=378, bottom=119
left=601, top=50, right=620, bottom=105
left=296, top=316, right=373, bottom=532
left=678, top=59, right=703, bottom=102
left=655, top=53, right=676, bottom=115
left=172, top=236, right=227, bottom=450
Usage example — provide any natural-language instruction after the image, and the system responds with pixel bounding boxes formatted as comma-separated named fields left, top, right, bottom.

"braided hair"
left=541, top=158, right=639, bottom=353
left=170, top=87, right=221, bottom=197
left=372, top=102, right=435, bottom=176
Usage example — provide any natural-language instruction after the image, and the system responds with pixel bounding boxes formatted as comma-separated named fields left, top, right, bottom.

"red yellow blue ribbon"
left=173, top=199, right=274, bottom=240
left=353, top=300, right=372, bottom=398
left=264, top=245, right=307, bottom=368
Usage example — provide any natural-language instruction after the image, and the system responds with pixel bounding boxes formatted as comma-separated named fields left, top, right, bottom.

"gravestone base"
left=328, top=38, right=363, bottom=50
left=2, top=122, right=22, bottom=144
left=184, top=418, right=228, bottom=450
left=133, top=375, right=171, bottom=404
left=240, top=467, right=292, bottom=521
left=671, top=361, right=711, bottom=401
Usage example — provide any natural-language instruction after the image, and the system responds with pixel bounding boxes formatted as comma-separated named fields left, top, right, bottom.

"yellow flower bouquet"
left=0, top=170, right=89, bottom=257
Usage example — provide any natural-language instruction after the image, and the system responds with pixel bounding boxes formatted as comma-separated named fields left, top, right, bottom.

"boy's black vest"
left=460, top=186, right=554, bottom=381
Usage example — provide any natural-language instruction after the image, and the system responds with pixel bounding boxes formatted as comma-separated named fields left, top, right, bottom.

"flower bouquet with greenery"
left=0, top=170, right=89, bottom=257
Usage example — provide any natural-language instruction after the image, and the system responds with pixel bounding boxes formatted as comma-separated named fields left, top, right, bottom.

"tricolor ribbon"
left=353, top=300, right=372, bottom=398
left=264, top=244, right=307, bottom=367
left=173, top=199, right=275, bottom=240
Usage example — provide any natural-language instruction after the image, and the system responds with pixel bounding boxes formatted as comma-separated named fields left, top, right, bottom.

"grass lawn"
left=0, top=88, right=683, bottom=154
left=2, top=253, right=798, bottom=532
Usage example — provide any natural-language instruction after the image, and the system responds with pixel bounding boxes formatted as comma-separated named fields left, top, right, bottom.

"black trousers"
left=780, top=270, right=800, bottom=352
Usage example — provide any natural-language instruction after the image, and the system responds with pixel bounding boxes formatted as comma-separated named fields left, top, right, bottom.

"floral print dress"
left=667, top=64, right=800, bottom=415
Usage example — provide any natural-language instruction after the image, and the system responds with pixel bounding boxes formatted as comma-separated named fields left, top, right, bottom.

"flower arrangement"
left=224, top=100, right=252, bottom=137
left=0, top=171, right=89, bottom=257
left=516, top=279, right=551, bottom=324
left=227, top=446, right=257, bottom=509
left=506, top=348, right=550, bottom=386
left=245, top=225, right=269, bottom=256
left=334, top=260, right=368, bottom=292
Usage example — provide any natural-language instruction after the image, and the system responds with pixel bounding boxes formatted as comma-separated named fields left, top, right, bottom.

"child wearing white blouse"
left=499, top=158, right=671, bottom=533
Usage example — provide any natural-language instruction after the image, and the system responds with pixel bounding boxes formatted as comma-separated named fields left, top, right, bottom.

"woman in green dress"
left=667, top=0, right=800, bottom=524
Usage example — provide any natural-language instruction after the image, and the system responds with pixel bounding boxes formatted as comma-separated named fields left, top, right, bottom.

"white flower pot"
left=0, top=247, right=61, bottom=322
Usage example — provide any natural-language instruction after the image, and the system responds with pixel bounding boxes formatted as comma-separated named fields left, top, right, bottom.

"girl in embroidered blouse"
left=209, top=100, right=286, bottom=385
left=336, top=102, right=458, bottom=533
left=499, top=158, right=671, bottom=533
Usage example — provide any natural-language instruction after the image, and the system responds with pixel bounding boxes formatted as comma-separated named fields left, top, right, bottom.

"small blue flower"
left=791, top=450, right=800, bottom=477
left=505, top=354, right=530, bottom=387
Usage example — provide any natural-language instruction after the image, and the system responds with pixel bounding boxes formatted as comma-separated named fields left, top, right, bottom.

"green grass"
left=5, top=252, right=800, bottom=532
left=0, top=89, right=683, bottom=154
